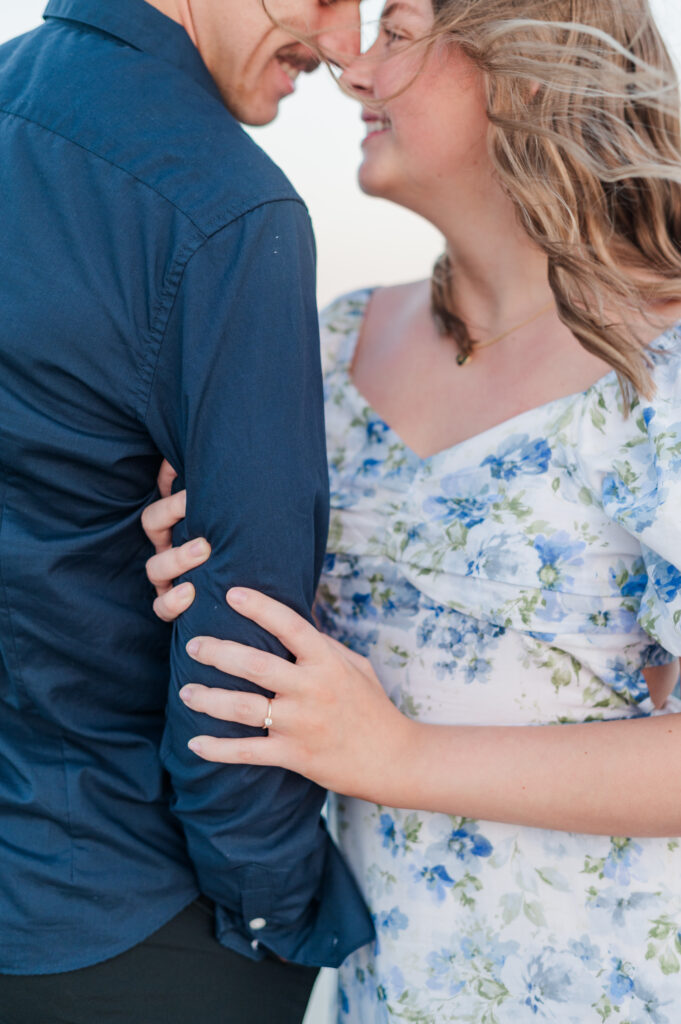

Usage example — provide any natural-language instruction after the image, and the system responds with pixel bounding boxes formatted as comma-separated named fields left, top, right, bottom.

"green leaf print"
left=523, top=899, right=547, bottom=927
left=551, top=666, right=573, bottom=693
left=590, top=405, right=607, bottom=433
left=500, top=892, right=522, bottom=924
left=536, top=866, right=571, bottom=890
left=582, top=855, right=606, bottom=876
left=612, top=459, right=638, bottom=491
left=649, top=916, right=675, bottom=941
left=402, top=813, right=422, bottom=847
left=594, top=994, right=614, bottom=1021
left=659, top=949, right=680, bottom=975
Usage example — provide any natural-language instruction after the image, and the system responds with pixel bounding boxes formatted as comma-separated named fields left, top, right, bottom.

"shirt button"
left=249, top=917, right=267, bottom=931
left=251, top=939, right=260, bottom=951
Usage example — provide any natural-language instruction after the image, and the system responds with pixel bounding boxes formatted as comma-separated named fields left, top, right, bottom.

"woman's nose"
left=316, top=1, right=362, bottom=68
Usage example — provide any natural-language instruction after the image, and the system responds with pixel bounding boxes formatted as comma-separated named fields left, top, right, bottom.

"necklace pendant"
left=456, top=352, right=470, bottom=367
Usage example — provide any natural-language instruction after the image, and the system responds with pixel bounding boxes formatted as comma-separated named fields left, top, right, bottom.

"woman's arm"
left=181, top=587, right=681, bottom=839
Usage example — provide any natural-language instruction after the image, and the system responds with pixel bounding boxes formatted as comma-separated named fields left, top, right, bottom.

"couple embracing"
left=2, top=1, right=681, bottom=1022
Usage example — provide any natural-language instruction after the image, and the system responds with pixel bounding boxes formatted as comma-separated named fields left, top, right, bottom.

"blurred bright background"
left=1, top=1, right=680, bottom=1020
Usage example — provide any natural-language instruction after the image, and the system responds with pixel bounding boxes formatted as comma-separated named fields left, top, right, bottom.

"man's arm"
left=144, top=198, right=373, bottom=965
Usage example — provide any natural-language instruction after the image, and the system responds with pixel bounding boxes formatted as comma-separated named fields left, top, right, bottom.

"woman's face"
left=341, top=0, right=491, bottom=213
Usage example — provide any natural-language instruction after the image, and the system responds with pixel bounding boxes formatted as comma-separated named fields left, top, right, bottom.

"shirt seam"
left=0, top=105, right=304, bottom=235
left=0, top=105, right=208, bottom=233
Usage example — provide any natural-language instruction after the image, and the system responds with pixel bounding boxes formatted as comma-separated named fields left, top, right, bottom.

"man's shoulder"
left=0, top=20, right=302, bottom=238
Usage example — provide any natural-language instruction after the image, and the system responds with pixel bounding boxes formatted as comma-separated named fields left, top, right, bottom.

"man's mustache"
left=276, top=43, right=321, bottom=74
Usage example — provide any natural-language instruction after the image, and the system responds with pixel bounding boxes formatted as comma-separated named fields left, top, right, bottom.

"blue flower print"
left=609, top=958, right=634, bottom=1000
left=314, top=599, right=378, bottom=657
left=602, top=658, right=649, bottom=703
left=450, top=824, right=494, bottom=861
left=351, top=591, right=377, bottom=620
left=426, top=948, right=465, bottom=995
left=366, top=416, right=391, bottom=445
left=380, top=578, right=421, bottom=623
left=587, top=888, right=659, bottom=928
left=501, top=948, right=601, bottom=1016
left=602, top=459, right=659, bottom=533
left=481, top=434, right=551, bottom=481
left=533, top=532, right=586, bottom=590
left=423, top=475, right=499, bottom=529
left=611, top=557, right=648, bottom=599
left=375, top=906, right=409, bottom=939
left=359, top=458, right=382, bottom=477
left=458, top=929, right=520, bottom=986
left=651, top=560, right=681, bottom=604
left=464, top=655, right=492, bottom=684
left=378, top=813, right=398, bottom=853
left=568, top=935, right=601, bottom=969
left=603, top=838, right=645, bottom=885
left=427, top=820, right=494, bottom=866
left=410, top=864, right=455, bottom=902
left=420, top=619, right=466, bottom=657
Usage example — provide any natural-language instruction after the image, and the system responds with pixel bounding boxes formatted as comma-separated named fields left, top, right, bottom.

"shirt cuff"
left=214, top=838, right=375, bottom=968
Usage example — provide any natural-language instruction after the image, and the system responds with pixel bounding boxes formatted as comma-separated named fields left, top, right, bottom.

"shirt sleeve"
left=144, top=198, right=374, bottom=967
left=598, top=341, right=681, bottom=655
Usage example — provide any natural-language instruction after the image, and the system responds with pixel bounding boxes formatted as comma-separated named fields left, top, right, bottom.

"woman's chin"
left=357, top=165, right=392, bottom=201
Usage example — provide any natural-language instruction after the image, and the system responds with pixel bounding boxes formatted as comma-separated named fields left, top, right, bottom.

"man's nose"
left=316, top=1, right=362, bottom=68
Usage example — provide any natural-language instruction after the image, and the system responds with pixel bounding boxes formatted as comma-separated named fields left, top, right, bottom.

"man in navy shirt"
left=0, top=1, right=373, bottom=1020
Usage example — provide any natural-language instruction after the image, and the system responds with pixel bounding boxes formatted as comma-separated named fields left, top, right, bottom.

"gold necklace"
left=455, top=301, right=555, bottom=367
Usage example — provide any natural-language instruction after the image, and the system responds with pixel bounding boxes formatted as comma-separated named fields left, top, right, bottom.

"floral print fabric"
left=317, top=290, right=681, bottom=1023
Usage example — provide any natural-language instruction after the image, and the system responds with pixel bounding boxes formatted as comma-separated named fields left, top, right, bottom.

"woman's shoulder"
left=319, top=279, right=430, bottom=374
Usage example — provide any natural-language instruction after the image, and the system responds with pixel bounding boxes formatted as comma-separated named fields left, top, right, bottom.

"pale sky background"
left=1, top=2, right=680, bottom=1020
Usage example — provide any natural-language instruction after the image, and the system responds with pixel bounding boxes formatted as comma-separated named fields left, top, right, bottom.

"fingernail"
left=186, top=639, right=200, bottom=657
left=190, top=539, right=209, bottom=557
left=227, top=588, right=247, bottom=606
left=188, top=738, right=203, bottom=755
left=179, top=686, right=194, bottom=704
left=175, top=582, right=194, bottom=599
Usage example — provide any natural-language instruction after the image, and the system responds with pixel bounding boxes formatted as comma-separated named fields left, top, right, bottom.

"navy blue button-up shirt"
left=0, top=0, right=373, bottom=974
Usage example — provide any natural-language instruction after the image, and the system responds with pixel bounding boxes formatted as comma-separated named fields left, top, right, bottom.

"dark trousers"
left=0, top=898, right=319, bottom=1024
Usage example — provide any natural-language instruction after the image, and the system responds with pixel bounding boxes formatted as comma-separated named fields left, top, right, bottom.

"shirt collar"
left=43, top=0, right=223, bottom=103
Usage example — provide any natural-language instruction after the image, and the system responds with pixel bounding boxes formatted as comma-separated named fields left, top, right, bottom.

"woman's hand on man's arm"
left=142, top=459, right=207, bottom=621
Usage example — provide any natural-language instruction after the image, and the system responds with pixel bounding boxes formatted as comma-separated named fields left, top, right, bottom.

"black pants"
left=0, top=899, right=319, bottom=1024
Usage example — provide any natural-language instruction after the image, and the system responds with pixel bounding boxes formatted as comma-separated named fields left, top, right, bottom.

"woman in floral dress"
left=143, top=0, right=681, bottom=1019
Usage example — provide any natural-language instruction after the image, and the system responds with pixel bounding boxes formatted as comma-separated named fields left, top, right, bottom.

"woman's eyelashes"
left=380, top=20, right=409, bottom=45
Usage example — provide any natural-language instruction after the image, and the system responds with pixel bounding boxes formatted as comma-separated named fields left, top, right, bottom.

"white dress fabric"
left=316, top=290, right=681, bottom=1023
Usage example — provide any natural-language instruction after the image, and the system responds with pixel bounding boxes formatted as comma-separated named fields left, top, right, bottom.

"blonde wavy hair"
left=426, top=0, right=681, bottom=395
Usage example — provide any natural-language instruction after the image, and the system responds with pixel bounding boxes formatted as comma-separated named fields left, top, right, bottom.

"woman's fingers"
left=153, top=581, right=196, bottom=623
left=145, top=537, right=211, bottom=595
left=187, top=734, right=290, bottom=767
left=226, top=588, right=327, bottom=662
left=180, top=684, right=278, bottom=731
left=186, top=636, right=297, bottom=694
left=157, top=458, right=178, bottom=499
left=141, top=489, right=188, bottom=551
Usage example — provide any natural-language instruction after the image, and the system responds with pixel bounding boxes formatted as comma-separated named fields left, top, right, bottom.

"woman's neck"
left=413, top=167, right=554, bottom=333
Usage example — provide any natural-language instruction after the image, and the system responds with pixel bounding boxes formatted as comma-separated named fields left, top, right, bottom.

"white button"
left=249, top=917, right=267, bottom=931
left=251, top=939, right=260, bottom=951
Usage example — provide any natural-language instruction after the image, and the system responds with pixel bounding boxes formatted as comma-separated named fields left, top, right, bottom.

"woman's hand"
left=181, top=587, right=417, bottom=804
left=141, top=459, right=209, bottom=621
